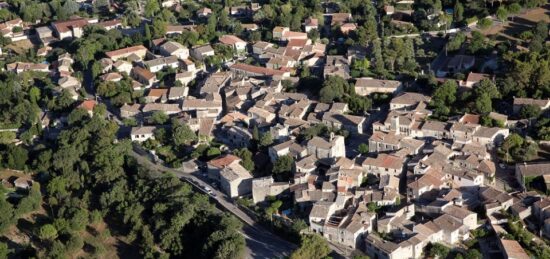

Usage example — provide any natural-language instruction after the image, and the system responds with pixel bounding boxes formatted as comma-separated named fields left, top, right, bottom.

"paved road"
left=129, top=148, right=296, bottom=259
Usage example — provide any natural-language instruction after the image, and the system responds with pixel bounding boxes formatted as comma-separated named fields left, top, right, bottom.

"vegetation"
left=290, top=234, right=331, bottom=259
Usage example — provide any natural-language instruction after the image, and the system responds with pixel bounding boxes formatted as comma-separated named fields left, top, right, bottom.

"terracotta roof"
left=53, top=18, right=88, bottom=33
left=147, top=88, right=168, bottom=97
left=208, top=154, right=240, bottom=168
left=219, top=35, right=246, bottom=45
left=230, top=63, right=286, bottom=76
left=132, top=66, right=155, bottom=80
left=78, top=100, right=96, bottom=111
left=106, top=45, right=147, bottom=59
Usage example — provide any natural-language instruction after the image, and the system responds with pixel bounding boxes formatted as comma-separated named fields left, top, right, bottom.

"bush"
left=478, top=18, right=493, bottom=29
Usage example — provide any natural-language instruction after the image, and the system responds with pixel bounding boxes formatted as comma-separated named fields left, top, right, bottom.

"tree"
left=478, top=18, right=493, bottom=29
left=427, top=243, right=449, bottom=258
left=290, top=234, right=330, bottom=259
left=272, top=155, right=293, bottom=181
left=319, top=76, right=349, bottom=103
left=358, top=143, right=369, bottom=155
left=259, top=132, right=273, bottom=147
left=454, top=1, right=464, bottom=23
left=0, top=199, right=15, bottom=234
left=150, top=111, right=168, bottom=124
left=39, top=224, right=58, bottom=241
left=0, top=242, right=10, bottom=258
left=144, top=0, right=160, bottom=17
left=172, top=123, right=197, bottom=146
left=507, top=3, right=521, bottom=21
left=234, top=148, right=254, bottom=171
left=496, top=6, right=509, bottom=22
left=430, top=80, right=457, bottom=118
left=519, top=105, right=541, bottom=119
left=475, top=93, right=492, bottom=114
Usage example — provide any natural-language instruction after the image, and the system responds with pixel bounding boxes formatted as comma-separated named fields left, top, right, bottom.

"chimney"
left=330, top=132, right=335, bottom=141
left=391, top=115, right=399, bottom=134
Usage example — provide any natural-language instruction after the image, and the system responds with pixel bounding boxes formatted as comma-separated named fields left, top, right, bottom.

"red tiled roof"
left=106, top=45, right=147, bottom=59
left=208, top=154, right=240, bottom=168
left=79, top=100, right=96, bottom=111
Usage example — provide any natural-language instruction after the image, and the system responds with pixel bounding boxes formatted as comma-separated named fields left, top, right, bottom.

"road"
left=129, top=148, right=297, bottom=259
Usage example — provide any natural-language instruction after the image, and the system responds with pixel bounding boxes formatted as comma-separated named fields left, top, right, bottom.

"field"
left=4, top=39, right=34, bottom=55
left=478, top=5, right=549, bottom=45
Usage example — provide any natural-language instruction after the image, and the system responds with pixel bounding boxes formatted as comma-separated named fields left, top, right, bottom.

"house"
left=407, top=169, right=447, bottom=200
left=433, top=214, right=467, bottom=244
left=145, top=88, right=169, bottom=103
left=340, top=23, right=357, bottom=35
left=197, top=7, right=213, bottom=18
left=268, top=140, right=307, bottom=162
left=499, top=239, right=530, bottom=259
left=175, top=72, right=195, bottom=86
left=181, top=98, right=223, bottom=118
left=120, top=103, right=141, bottom=118
left=143, top=55, right=179, bottom=73
left=35, top=26, right=55, bottom=45
left=437, top=55, right=475, bottom=76
left=106, top=45, right=148, bottom=61
left=304, top=17, right=318, bottom=32
left=307, top=134, right=346, bottom=159
left=324, top=55, right=350, bottom=79
left=97, top=19, right=123, bottom=31
left=390, top=92, right=431, bottom=110
left=190, top=44, right=215, bottom=61
left=247, top=106, right=276, bottom=125
left=362, top=154, right=405, bottom=177
left=219, top=35, right=247, bottom=53
left=229, top=63, right=289, bottom=78
left=159, top=41, right=189, bottom=60
left=7, top=62, right=49, bottom=74
left=131, top=66, right=156, bottom=87
left=252, top=176, right=289, bottom=203
left=321, top=112, right=365, bottom=134
left=472, top=126, right=509, bottom=146
left=252, top=41, right=274, bottom=55
left=13, top=177, right=31, bottom=190
left=512, top=97, right=550, bottom=114
left=58, top=76, right=81, bottom=89
left=515, top=162, right=550, bottom=190
left=142, top=103, right=181, bottom=115
left=52, top=18, right=88, bottom=39
left=113, top=60, right=133, bottom=75
left=459, top=72, right=490, bottom=88
left=208, top=155, right=254, bottom=197
left=330, top=13, right=352, bottom=25
left=131, top=126, right=156, bottom=142
left=100, top=72, right=123, bottom=82
left=168, top=87, right=188, bottom=100
left=78, top=100, right=97, bottom=116
left=355, top=78, right=403, bottom=96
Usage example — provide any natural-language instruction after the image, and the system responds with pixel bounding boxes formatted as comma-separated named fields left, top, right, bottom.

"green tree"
left=454, top=1, right=464, bottom=23
left=430, top=80, right=457, bottom=119
left=290, top=234, right=330, bottom=259
left=172, top=123, right=197, bottom=146
left=234, top=148, right=254, bottom=171
left=507, top=3, right=521, bottom=21
left=150, top=111, right=168, bottom=124
left=0, top=242, right=10, bottom=258
left=0, top=199, right=15, bottom=234
left=259, top=132, right=273, bottom=147
left=475, top=93, right=492, bottom=114
left=358, top=143, right=369, bottom=155
left=272, top=155, right=293, bottom=181
left=519, top=105, right=541, bottom=119
left=39, top=224, right=58, bottom=241
left=478, top=18, right=493, bottom=29
left=496, top=6, right=509, bottom=22
left=319, top=76, right=349, bottom=103
left=427, top=243, right=449, bottom=258
left=144, top=0, right=160, bottom=17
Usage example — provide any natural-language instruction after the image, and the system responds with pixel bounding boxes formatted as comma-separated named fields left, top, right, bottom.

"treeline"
left=1, top=109, right=245, bottom=258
